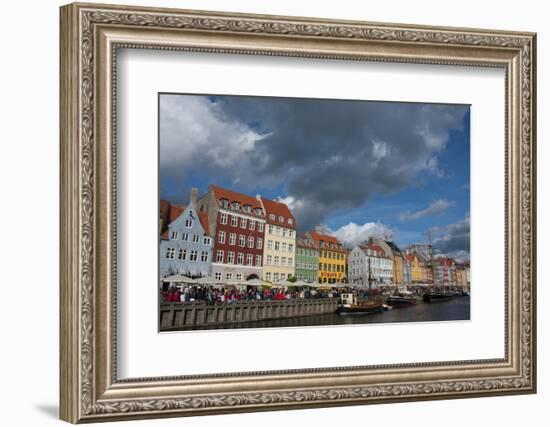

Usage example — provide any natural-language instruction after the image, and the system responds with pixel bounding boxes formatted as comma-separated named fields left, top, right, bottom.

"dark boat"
left=336, top=293, right=384, bottom=315
left=387, top=294, right=417, bottom=307
left=423, top=292, right=453, bottom=303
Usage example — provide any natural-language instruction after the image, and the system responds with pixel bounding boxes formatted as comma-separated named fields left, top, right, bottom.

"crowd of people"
left=161, top=284, right=352, bottom=305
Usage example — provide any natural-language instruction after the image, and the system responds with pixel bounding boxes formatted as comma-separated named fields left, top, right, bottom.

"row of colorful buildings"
left=160, top=185, right=470, bottom=288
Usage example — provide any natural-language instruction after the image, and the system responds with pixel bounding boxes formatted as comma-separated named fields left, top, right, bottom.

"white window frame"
left=227, top=251, right=235, bottom=264
left=229, top=233, right=236, bottom=245
left=218, top=230, right=226, bottom=244
left=216, top=250, right=224, bottom=263
left=237, top=252, right=244, bottom=265
left=220, top=212, right=228, bottom=225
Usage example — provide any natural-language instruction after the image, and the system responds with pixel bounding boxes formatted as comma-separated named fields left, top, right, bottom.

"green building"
left=295, top=238, right=319, bottom=282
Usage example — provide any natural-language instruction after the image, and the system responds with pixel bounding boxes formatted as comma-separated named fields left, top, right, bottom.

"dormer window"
left=244, top=204, right=252, bottom=213
left=220, top=198, right=229, bottom=209
left=232, top=201, right=240, bottom=210
left=288, top=218, right=293, bottom=225
left=279, top=216, right=284, bottom=222
left=269, top=213, right=275, bottom=221
left=255, top=208, right=262, bottom=216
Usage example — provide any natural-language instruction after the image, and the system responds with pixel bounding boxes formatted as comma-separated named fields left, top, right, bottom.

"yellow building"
left=306, top=231, right=346, bottom=284
left=406, top=254, right=423, bottom=283
left=259, top=197, right=297, bottom=283
left=393, top=254, right=404, bottom=284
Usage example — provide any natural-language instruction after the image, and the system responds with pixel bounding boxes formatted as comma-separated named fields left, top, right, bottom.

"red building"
left=197, top=185, right=266, bottom=282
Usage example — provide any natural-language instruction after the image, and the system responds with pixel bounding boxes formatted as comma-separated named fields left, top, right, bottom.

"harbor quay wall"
left=160, top=299, right=339, bottom=330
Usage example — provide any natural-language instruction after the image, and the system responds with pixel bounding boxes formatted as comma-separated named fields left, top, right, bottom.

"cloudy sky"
left=159, top=93, right=470, bottom=261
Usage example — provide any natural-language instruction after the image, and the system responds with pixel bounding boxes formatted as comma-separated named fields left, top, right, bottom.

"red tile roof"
left=261, top=197, right=296, bottom=229
left=168, top=204, right=185, bottom=223
left=210, top=185, right=264, bottom=215
left=297, top=238, right=319, bottom=250
left=307, top=231, right=344, bottom=252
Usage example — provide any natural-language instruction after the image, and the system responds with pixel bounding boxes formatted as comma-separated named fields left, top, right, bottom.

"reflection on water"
left=181, top=296, right=470, bottom=331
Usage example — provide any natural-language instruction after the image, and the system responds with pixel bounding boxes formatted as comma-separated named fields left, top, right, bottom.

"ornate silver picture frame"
left=60, top=2, right=536, bottom=423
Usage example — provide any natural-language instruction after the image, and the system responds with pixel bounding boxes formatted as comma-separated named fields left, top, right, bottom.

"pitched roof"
left=260, top=197, right=296, bottom=229
left=385, top=240, right=402, bottom=254
left=297, top=238, right=319, bottom=250
left=357, top=244, right=388, bottom=258
left=210, top=185, right=264, bottom=216
left=168, top=204, right=185, bottom=223
left=198, top=211, right=211, bottom=236
left=307, top=231, right=344, bottom=252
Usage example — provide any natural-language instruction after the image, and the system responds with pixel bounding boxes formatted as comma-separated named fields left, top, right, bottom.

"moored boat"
left=336, top=293, right=384, bottom=315
left=387, top=294, right=417, bottom=307
left=423, top=292, right=453, bottom=303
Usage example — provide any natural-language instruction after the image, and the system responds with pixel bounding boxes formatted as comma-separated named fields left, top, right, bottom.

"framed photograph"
left=60, top=2, right=536, bottom=423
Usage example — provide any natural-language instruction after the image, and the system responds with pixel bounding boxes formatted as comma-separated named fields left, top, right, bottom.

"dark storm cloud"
left=432, top=214, right=470, bottom=260
left=160, top=94, right=468, bottom=230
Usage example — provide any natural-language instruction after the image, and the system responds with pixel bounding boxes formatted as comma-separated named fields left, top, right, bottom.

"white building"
left=348, top=243, right=393, bottom=287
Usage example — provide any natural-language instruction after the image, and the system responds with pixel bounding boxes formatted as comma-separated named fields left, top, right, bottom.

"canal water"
left=185, top=296, right=470, bottom=331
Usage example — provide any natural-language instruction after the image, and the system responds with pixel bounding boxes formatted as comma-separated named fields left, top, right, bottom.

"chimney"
left=190, top=187, right=198, bottom=205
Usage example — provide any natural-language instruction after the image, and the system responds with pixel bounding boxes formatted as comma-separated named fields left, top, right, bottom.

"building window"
left=220, top=199, right=229, bottom=209
left=220, top=213, right=228, bottom=225
left=281, top=257, right=287, bottom=266
left=215, top=272, right=222, bottom=281
left=258, top=222, right=264, bottom=232
left=229, top=233, right=236, bottom=245
left=256, top=238, right=263, bottom=250
left=178, top=249, right=186, bottom=260
left=236, top=273, right=243, bottom=280
left=192, top=234, right=200, bottom=243
left=282, top=242, right=287, bottom=252
left=239, top=234, right=245, bottom=247
left=203, top=236, right=211, bottom=245
left=218, top=231, right=226, bottom=244
left=227, top=251, right=235, bottom=264
left=244, top=205, right=251, bottom=213
left=267, top=255, right=272, bottom=265
left=282, top=228, right=287, bottom=238
left=267, top=240, right=273, bottom=250
left=201, top=251, right=208, bottom=262
left=289, top=243, right=294, bottom=253
left=226, top=272, right=233, bottom=280
left=231, top=215, right=238, bottom=227
left=249, top=220, right=255, bottom=231
left=232, top=202, right=240, bottom=210
left=269, top=213, right=275, bottom=221
left=169, top=231, right=178, bottom=240
left=237, top=253, right=244, bottom=265
left=288, top=257, right=293, bottom=267
left=247, top=236, right=254, bottom=248
left=246, top=254, right=253, bottom=265
left=185, top=219, right=193, bottom=228
left=216, top=250, right=224, bottom=263
left=265, top=272, right=272, bottom=282
left=255, top=255, right=262, bottom=266
left=189, top=250, right=198, bottom=261
left=288, top=218, right=293, bottom=225
left=181, top=233, right=189, bottom=241
left=166, top=248, right=175, bottom=259
left=240, top=217, right=247, bottom=229
left=274, top=241, right=280, bottom=251
left=274, top=256, right=280, bottom=266
left=268, top=224, right=274, bottom=235
left=273, top=273, right=280, bottom=282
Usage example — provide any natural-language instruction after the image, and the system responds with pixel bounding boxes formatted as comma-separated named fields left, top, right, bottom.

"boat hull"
left=423, top=293, right=453, bottom=303
left=387, top=296, right=417, bottom=307
left=336, top=304, right=384, bottom=315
